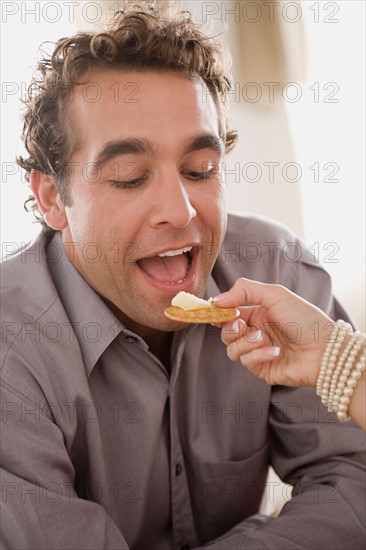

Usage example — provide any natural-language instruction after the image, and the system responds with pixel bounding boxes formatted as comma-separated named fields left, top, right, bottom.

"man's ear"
left=30, top=170, right=68, bottom=230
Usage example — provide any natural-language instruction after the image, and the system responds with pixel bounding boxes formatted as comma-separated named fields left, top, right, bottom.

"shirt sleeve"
left=0, top=378, right=129, bottom=550
left=197, top=245, right=366, bottom=549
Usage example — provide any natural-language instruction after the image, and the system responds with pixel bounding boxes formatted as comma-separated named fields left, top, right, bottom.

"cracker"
left=164, top=304, right=240, bottom=324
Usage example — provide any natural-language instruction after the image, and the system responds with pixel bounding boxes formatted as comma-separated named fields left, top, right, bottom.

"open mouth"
left=136, top=246, right=194, bottom=285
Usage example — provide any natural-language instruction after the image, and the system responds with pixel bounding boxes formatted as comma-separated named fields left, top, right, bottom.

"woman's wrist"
left=316, top=321, right=366, bottom=422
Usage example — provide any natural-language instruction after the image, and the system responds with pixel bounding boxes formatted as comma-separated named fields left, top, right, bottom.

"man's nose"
left=149, top=172, right=197, bottom=228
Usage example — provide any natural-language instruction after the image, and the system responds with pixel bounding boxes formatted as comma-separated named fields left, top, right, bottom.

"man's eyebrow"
left=184, top=134, right=224, bottom=157
left=90, top=134, right=223, bottom=176
left=92, top=138, right=155, bottom=172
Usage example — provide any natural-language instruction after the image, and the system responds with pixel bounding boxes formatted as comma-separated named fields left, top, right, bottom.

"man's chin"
left=134, top=308, right=191, bottom=333
left=104, top=297, right=188, bottom=334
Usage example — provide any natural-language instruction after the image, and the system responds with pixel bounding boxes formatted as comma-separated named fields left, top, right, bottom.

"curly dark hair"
left=17, top=2, right=238, bottom=230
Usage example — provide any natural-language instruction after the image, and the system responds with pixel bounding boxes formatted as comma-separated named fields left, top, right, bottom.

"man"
left=1, top=5, right=365, bottom=549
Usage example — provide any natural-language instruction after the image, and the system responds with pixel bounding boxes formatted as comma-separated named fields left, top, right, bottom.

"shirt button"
left=125, top=335, right=138, bottom=344
left=175, top=463, right=183, bottom=476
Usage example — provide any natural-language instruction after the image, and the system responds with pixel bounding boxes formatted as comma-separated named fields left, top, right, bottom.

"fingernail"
left=212, top=292, right=228, bottom=302
left=247, top=329, right=262, bottom=343
left=231, top=321, right=239, bottom=333
left=265, top=346, right=280, bottom=357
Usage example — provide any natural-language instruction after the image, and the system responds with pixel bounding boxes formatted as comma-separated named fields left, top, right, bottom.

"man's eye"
left=187, top=171, right=207, bottom=180
left=111, top=177, right=145, bottom=189
left=185, top=163, right=220, bottom=181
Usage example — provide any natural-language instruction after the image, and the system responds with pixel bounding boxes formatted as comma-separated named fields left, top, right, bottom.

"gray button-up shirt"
left=1, top=214, right=365, bottom=549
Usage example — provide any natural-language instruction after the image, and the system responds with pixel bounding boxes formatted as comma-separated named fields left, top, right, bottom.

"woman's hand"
left=215, top=278, right=334, bottom=387
left=215, top=278, right=366, bottom=429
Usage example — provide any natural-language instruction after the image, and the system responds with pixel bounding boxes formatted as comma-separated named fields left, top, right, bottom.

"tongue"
left=137, top=254, right=189, bottom=283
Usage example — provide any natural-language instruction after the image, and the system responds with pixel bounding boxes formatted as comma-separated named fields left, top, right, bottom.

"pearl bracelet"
left=327, top=331, right=359, bottom=411
left=316, top=320, right=351, bottom=406
left=316, top=321, right=365, bottom=422
left=334, top=337, right=365, bottom=422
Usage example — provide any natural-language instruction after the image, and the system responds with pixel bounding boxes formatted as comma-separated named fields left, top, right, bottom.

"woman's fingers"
left=214, top=278, right=288, bottom=309
left=221, top=318, right=262, bottom=346
left=237, top=349, right=280, bottom=385
left=225, top=328, right=266, bottom=362
left=220, top=318, right=243, bottom=344
left=238, top=347, right=281, bottom=369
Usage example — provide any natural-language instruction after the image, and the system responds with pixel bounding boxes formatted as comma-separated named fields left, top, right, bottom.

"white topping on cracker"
left=171, top=291, right=211, bottom=310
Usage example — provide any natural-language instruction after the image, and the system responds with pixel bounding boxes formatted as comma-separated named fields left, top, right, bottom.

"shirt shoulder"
left=225, top=211, right=311, bottom=254
left=215, top=212, right=331, bottom=297
left=0, top=231, right=64, bottom=366
left=1, top=230, right=122, bottom=386
left=1, top=231, right=58, bottom=325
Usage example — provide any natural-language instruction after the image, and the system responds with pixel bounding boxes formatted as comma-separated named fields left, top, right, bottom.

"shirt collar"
left=47, top=232, right=124, bottom=377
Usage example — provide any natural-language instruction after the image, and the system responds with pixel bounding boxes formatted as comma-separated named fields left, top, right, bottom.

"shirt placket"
left=168, top=333, right=198, bottom=550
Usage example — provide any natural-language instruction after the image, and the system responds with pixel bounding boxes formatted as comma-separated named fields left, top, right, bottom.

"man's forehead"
left=71, top=67, right=209, bottom=98
left=67, top=65, right=218, bottom=111
left=67, top=68, right=219, bottom=147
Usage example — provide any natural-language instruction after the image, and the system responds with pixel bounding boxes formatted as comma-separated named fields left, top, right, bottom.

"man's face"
left=62, top=69, right=227, bottom=332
